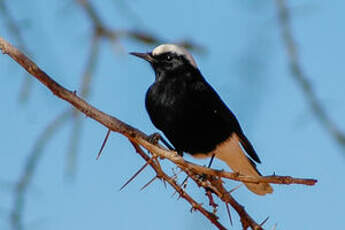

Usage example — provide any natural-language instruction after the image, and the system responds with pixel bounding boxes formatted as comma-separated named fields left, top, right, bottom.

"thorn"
left=96, top=129, right=111, bottom=160
left=225, top=203, right=233, bottom=226
left=171, top=190, right=177, bottom=198
left=260, top=216, right=270, bottom=227
left=161, top=178, right=167, bottom=189
left=181, top=175, right=189, bottom=188
left=229, top=184, right=242, bottom=194
left=140, top=176, right=158, bottom=191
left=183, top=182, right=187, bottom=189
left=171, top=175, right=189, bottom=198
left=119, top=161, right=149, bottom=191
left=171, top=184, right=181, bottom=198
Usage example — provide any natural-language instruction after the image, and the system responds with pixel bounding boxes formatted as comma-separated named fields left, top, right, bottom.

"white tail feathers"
left=214, top=134, right=273, bottom=196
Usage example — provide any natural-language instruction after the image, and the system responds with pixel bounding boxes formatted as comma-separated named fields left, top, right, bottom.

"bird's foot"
left=147, top=132, right=161, bottom=145
left=197, top=155, right=216, bottom=181
left=148, top=132, right=176, bottom=151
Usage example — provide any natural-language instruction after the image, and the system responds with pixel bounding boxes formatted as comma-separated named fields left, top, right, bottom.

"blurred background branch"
left=0, top=0, right=33, bottom=102
left=275, top=0, right=345, bottom=150
left=10, top=110, right=71, bottom=230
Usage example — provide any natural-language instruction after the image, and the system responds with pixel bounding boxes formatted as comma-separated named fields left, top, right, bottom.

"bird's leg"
left=161, top=137, right=175, bottom=151
left=147, top=132, right=175, bottom=151
left=207, top=153, right=216, bottom=168
left=198, top=154, right=216, bottom=181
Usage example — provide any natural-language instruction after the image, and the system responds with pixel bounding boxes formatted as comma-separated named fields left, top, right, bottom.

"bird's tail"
left=214, top=134, right=273, bottom=196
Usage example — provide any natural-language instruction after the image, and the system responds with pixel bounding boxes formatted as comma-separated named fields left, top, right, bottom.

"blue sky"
left=1, top=0, right=345, bottom=229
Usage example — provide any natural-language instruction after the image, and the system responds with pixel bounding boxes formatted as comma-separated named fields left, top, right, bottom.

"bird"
left=130, top=44, right=273, bottom=195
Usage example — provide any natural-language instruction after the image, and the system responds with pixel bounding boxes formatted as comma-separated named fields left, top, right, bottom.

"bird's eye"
left=166, top=55, right=172, bottom=61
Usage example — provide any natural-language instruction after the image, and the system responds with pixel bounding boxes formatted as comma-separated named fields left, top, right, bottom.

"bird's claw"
left=148, top=132, right=161, bottom=145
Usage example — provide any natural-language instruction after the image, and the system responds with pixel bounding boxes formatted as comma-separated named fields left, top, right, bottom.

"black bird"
left=130, top=44, right=272, bottom=195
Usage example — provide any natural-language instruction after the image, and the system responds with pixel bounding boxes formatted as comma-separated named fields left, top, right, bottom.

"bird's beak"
left=130, top=52, right=156, bottom=63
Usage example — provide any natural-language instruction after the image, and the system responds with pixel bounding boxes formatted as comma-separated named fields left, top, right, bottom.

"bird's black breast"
left=145, top=69, right=242, bottom=155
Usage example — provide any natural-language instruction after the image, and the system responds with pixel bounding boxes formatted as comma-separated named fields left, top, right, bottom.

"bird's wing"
left=190, top=79, right=273, bottom=195
left=190, top=78, right=261, bottom=163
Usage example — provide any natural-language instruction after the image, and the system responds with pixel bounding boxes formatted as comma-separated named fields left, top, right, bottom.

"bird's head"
left=130, top=44, right=198, bottom=81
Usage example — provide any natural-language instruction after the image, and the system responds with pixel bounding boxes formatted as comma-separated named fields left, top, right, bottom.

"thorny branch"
left=129, top=141, right=227, bottom=230
left=0, top=37, right=317, bottom=230
left=275, top=0, right=345, bottom=150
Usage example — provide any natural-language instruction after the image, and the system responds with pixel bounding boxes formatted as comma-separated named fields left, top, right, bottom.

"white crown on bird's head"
left=152, top=44, right=198, bottom=68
